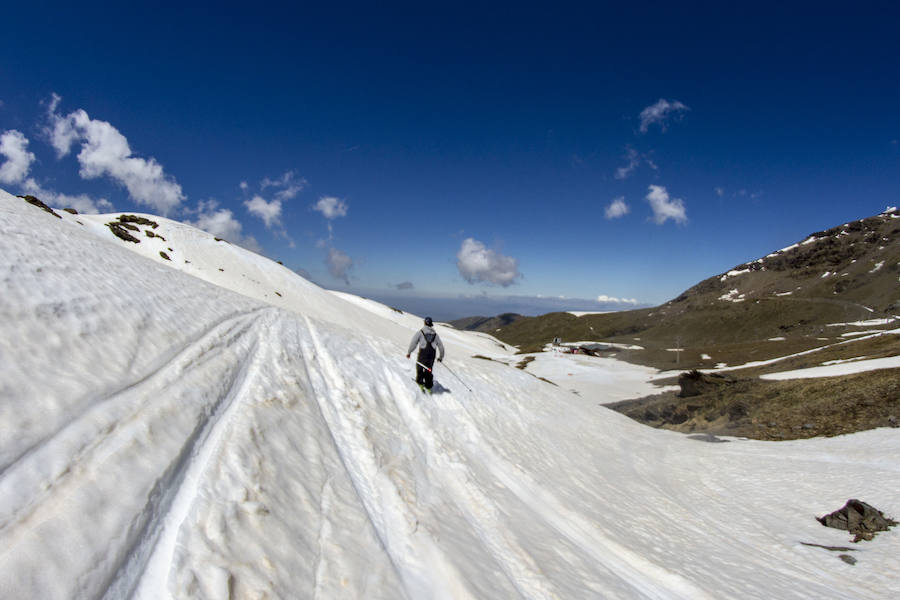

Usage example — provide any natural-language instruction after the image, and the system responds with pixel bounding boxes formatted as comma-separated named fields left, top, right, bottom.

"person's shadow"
left=431, top=381, right=451, bottom=395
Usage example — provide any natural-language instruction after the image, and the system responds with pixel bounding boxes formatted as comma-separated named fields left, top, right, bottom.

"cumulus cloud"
left=313, top=196, right=348, bottom=220
left=0, top=130, right=36, bottom=184
left=326, top=247, right=353, bottom=284
left=646, top=185, right=687, bottom=225
left=596, top=294, right=639, bottom=305
left=187, top=199, right=262, bottom=253
left=45, top=94, right=184, bottom=214
left=244, top=194, right=282, bottom=228
left=456, top=238, right=522, bottom=287
left=638, top=99, right=689, bottom=133
left=605, top=197, right=629, bottom=219
left=394, top=281, right=414, bottom=290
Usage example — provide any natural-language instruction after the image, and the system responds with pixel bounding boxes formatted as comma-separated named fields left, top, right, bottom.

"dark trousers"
left=416, top=358, right=434, bottom=389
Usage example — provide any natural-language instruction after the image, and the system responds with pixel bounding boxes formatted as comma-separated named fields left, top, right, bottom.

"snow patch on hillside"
left=760, top=356, right=900, bottom=380
left=719, top=289, right=746, bottom=302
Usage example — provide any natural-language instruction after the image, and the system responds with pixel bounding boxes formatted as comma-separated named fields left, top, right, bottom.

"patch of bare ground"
left=608, top=367, right=900, bottom=440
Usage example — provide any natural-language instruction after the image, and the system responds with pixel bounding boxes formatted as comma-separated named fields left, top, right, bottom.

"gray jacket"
left=407, top=326, right=445, bottom=359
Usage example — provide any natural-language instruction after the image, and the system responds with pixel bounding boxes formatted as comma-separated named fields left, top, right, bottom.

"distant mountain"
left=449, top=312, right=525, bottom=332
left=486, top=208, right=900, bottom=370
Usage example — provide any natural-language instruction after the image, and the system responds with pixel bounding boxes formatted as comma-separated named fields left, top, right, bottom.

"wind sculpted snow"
left=1, top=190, right=899, bottom=599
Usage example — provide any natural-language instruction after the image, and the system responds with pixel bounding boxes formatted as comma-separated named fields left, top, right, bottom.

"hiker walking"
left=406, top=317, right=445, bottom=392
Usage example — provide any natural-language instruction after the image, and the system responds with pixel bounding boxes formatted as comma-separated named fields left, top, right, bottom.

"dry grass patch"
left=609, top=367, right=900, bottom=440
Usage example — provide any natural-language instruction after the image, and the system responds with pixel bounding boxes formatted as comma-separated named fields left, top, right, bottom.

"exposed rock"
left=106, top=222, right=141, bottom=243
left=118, top=214, right=158, bottom=228
left=19, top=195, right=61, bottom=219
left=678, top=370, right=735, bottom=397
left=159, top=251, right=171, bottom=261
left=817, top=499, right=898, bottom=542
left=63, top=207, right=78, bottom=214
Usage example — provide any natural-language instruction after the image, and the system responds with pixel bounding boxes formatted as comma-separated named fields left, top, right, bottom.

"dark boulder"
left=817, top=499, right=898, bottom=542
left=678, top=370, right=735, bottom=397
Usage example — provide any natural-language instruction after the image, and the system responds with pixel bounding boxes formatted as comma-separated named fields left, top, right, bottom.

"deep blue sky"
left=2, top=1, right=898, bottom=319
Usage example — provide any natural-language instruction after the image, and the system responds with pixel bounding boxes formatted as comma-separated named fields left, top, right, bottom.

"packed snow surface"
left=760, top=356, right=900, bottom=380
left=2, top=190, right=900, bottom=599
left=518, top=352, right=674, bottom=403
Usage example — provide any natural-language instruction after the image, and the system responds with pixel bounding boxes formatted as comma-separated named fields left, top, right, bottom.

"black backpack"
left=420, top=330, right=437, bottom=363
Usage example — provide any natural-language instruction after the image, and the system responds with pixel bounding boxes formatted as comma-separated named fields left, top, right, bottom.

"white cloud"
left=614, top=146, right=640, bottom=180
left=646, top=185, right=687, bottom=225
left=596, top=294, right=639, bottom=305
left=22, top=178, right=113, bottom=214
left=605, top=197, right=629, bottom=219
left=456, top=238, right=521, bottom=287
left=187, top=199, right=262, bottom=253
left=0, top=130, right=36, bottom=184
left=244, top=194, right=282, bottom=228
left=313, top=196, right=348, bottom=220
left=46, top=94, right=184, bottom=215
left=638, top=99, right=689, bottom=133
left=239, top=181, right=249, bottom=190
left=326, top=246, right=354, bottom=284
left=395, top=281, right=414, bottom=290
left=261, top=170, right=305, bottom=201
left=715, top=186, right=725, bottom=197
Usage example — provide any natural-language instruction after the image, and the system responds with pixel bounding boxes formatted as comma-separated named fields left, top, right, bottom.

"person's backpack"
left=420, top=330, right=437, bottom=364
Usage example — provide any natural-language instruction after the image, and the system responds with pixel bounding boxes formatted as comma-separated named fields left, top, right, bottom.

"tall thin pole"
left=439, top=362, right=473, bottom=393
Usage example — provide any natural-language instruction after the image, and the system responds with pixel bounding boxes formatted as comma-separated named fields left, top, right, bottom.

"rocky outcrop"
left=677, top=370, right=736, bottom=397
left=817, top=499, right=898, bottom=542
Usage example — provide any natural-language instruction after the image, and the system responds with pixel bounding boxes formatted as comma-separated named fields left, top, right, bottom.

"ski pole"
left=438, top=361, right=472, bottom=393
left=415, top=361, right=433, bottom=373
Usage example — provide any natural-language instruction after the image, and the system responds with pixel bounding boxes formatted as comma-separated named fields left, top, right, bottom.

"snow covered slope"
left=2, top=189, right=899, bottom=599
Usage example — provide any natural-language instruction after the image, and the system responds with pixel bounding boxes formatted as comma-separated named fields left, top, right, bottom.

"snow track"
left=300, top=315, right=471, bottom=600
left=0, top=308, right=270, bottom=598
left=298, top=316, right=713, bottom=599
left=423, top=389, right=713, bottom=600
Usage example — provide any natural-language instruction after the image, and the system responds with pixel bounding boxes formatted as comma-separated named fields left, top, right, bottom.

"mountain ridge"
left=458, top=207, right=900, bottom=371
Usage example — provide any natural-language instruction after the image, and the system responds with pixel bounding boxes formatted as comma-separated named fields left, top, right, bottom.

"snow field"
left=2, top=190, right=900, bottom=599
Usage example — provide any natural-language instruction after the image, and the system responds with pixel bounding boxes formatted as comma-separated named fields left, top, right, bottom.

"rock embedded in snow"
left=20, top=194, right=62, bottom=219
left=817, top=499, right=899, bottom=542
